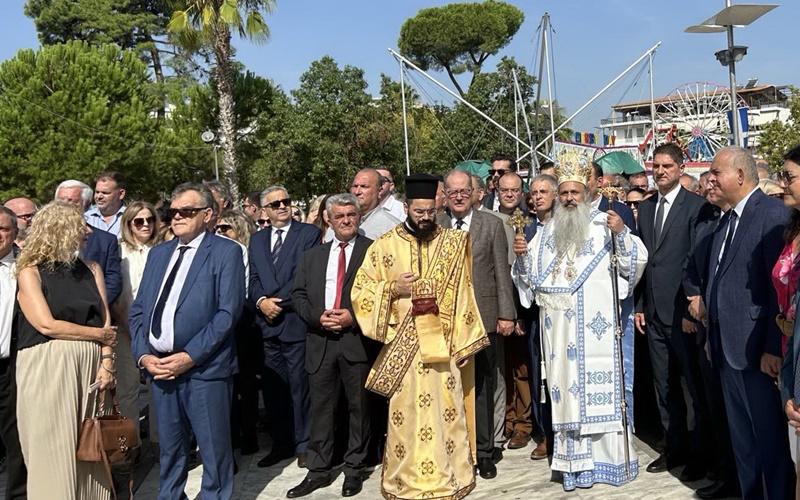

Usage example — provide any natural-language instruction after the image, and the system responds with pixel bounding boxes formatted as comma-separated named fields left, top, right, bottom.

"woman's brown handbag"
left=77, top=388, right=138, bottom=499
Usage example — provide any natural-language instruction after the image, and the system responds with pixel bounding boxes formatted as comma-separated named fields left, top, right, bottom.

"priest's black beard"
left=404, top=217, right=437, bottom=240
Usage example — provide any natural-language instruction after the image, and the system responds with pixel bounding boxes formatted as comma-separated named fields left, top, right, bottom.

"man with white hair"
left=55, top=180, right=122, bottom=305
left=512, top=151, right=647, bottom=491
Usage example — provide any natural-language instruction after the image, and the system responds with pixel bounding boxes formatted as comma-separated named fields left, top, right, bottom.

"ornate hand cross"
left=507, top=208, right=532, bottom=235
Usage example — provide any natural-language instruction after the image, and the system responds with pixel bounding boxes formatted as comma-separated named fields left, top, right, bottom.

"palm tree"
left=167, top=0, right=274, bottom=202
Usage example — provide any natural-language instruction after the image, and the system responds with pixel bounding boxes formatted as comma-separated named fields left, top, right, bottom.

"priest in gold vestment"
left=352, top=174, right=489, bottom=500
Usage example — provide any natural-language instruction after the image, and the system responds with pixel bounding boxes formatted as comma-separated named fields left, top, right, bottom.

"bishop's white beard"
left=551, top=200, right=591, bottom=254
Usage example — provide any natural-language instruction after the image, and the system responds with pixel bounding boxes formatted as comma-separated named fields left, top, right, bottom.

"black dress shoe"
left=646, top=453, right=686, bottom=473
left=491, top=447, right=504, bottom=464
left=476, top=457, right=497, bottom=479
left=257, top=447, right=294, bottom=468
left=286, top=476, right=331, bottom=498
left=696, top=480, right=741, bottom=500
left=342, top=475, right=363, bottom=497
left=679, top=461, right=707, bottom=482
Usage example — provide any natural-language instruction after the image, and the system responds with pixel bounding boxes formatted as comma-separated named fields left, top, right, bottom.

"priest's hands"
left=394, top=272, right=418, bottom=297
left=513, top=235, right=528, bottom=257
left=634, top=313, right=646, bottom=334
left=497, top=319, right=514, bottom=336
left=606, top=210, right=624, bottom=235
left=457, top=357, right=469, bottom=368
left=760, top=353, right=782, bottom=378
left=321, top=309, right=354, bottom=332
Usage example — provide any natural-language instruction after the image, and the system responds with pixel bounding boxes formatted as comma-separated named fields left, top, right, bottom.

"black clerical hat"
left=405, top=173, right=439, bottom=200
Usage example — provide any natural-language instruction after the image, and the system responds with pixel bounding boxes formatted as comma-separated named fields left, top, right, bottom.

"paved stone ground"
left=132, top=434, right=737, bottom=500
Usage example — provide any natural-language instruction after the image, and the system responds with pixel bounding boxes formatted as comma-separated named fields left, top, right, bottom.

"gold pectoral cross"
left=507, top=208, right=532, bottom=235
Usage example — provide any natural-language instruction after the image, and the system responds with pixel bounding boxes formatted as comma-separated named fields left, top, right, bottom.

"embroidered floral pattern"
left=391, top=411, right=404, bottom=427
left=418, top=393, right=432, bottom=408
left=418, top=426, right=434, bottom=443
left=444, top=407, right=457, bottom=423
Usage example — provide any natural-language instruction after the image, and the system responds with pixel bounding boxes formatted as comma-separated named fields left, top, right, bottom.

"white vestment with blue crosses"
left=512, top=210, right=648, bottom=491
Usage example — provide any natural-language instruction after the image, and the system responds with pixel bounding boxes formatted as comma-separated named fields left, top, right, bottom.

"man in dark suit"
left=482, top=153, right=521, bottom=212
left=634, top=143, right=712, bottom=479
left=441, top=170, right=516, bottom=479
left=288, top=194, right=372, bottom=498
left=587, top=165, right=636, bottom=233
left=55, top=180, right=122, bottom=305
left=249, top=186, right=322, bottom=468
left=704, top=147, right=795, bottom=499
left=130, top=183, right=245, bottom=500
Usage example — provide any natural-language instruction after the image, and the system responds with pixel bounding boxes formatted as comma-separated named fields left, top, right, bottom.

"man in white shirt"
left=85, top=171, right=127, bottom=237
left=375, top=167, right=406, bottom=222
left=349, top=169, right=400, bottom=240
left=0, top=207, right=25, bottom=498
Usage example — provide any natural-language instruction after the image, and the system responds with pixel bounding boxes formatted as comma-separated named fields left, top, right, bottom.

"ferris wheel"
left=653, top=81, right=747, bottom=163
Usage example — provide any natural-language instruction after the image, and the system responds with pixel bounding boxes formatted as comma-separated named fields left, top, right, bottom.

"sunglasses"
left=488, top=169, right=510, bottom=177
left=166, top=207, right=208, bottom=219
left=625, top=200, right=640, bottom=208
left=265, top=198, right=292, bottom=209
left=257, top=219, right=271, bottom=227
left=215, top=224, right=233, bottom=233
left=17, top=212, right=36, bottom=221
left=131, top=216, right=156, bottom=228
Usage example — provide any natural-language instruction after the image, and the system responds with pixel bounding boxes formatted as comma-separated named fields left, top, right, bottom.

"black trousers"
left=0, top=357, right=26, bottom=499
left=475, top=332, right=498, bottom=459
left=306, top=337, right=370, bottom=479
left=647, top=316, right=709, bottom=457
left=230, top=321, right=262, bottom=451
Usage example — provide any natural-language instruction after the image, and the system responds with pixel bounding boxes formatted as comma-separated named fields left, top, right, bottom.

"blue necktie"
left=152, top=246, right=189, bottom=339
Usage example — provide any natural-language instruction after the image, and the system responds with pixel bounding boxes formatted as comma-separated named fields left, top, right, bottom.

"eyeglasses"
left=625, top=201, right=640, bottom=208
left=445, top=188, right=473, bottom=199
left=132, top=216, right=156, bottom=228
left=166, top=207, right=208, bottom=219
left=257, top=219, right=270, bottom=227
left=265, top=198, right=292, bottom=209
left=410, top=208, right=437, bottom=217
left=215, top=224, right=233, bottom=233
left=488, top=169, right=510, bottom=177
left=16, top=212, right=36, bottom=221
left=498, top=187, right=522, bottom=195
left=780, top=171, right=798, bottom=186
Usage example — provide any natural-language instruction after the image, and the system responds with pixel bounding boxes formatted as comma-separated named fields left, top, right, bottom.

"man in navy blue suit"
left=703, top=147, right=795, bottom=499
left=55, top=180, right=122, bottom=305
left=587, top=164, right=636, bottom=234
left=130, top=183, right=245, bottom=500
left=249, top=186, right=321, bottom=468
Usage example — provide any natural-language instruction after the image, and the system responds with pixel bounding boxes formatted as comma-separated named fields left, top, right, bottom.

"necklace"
left=551, top=245, right=578, bottom=285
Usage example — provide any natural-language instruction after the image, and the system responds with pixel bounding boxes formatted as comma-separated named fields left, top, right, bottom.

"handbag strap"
left=96, top=388, right=124, bottom=417
left=98, top=445, right=135, bottom=500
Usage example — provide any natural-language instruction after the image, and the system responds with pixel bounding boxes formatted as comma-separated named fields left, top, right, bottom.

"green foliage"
left=0, top=40, right=202, bottom=202
left=758, top=87, right=800, bottom=169
left=398, top=1, right=524, bottom=96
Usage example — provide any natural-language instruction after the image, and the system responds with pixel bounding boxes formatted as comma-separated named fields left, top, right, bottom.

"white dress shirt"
left=452, top=209, right=474, bottom=231
left=0, top=251, right=15, bottom=359
left=149, top=232, right=205, bottom=353
left=324, top=237, right=355, bottom=309
left=654, top=183, right=682, bottom=232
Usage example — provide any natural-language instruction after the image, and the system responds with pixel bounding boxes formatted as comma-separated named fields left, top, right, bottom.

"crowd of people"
left=0, top=144, right=798, bottom=499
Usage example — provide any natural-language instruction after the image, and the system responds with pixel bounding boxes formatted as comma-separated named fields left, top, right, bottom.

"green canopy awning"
left=595, top=151, right=645, bottom=175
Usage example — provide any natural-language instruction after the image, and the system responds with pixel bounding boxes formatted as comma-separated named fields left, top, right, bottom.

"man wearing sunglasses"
left=131, top=182, right=245, bottom=500
left=481, top=153, right=518, bottom=212
left=3, top=198, right=36, bottom=249
left=249, top=186, right=322, bottom=469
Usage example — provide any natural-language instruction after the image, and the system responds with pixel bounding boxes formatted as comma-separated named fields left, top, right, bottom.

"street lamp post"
left=685, top=2, right=778, bottom=147
left=201, top=130, right=220, bottom=180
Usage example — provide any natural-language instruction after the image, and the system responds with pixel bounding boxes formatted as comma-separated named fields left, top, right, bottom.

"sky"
left=1, top=0, right=796, bottom=136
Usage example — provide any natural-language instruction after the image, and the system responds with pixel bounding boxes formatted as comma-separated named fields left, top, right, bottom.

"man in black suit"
left=441, top=170, right=516, bottom=479
left=482, top=153, right=524, bottom=212
left=587, top=164, right=636, bottom=233
left=704, top=147, right=794, bottom=499
left=634, top=143, right=712, bottom=479
left=288, top=194, right=372, bottom=498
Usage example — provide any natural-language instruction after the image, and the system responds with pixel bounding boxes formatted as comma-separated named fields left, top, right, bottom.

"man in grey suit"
left=442, top=169, right=515, bottom=479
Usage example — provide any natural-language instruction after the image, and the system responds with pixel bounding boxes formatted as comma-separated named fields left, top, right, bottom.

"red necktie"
left=333, top=241, right=348, bottom=309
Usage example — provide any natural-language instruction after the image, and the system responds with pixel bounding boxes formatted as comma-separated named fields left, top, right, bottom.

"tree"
left=0, top=41, right=185, bottom=201
left=398, top=1, right=524, bottom=97
left=757, top=87, right=800, bottom=169
left=167, top=0, right=275, bottom=202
